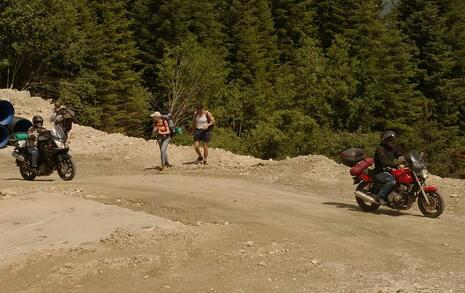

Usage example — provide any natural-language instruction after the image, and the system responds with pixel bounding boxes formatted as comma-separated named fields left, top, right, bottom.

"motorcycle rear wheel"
left=19, top=162, right=36, bottom=181
left=418, top=191, right=445, bottom=218
left=57, top=157, right=76, bottom=181
left=355, top=182, right=380, bottom=211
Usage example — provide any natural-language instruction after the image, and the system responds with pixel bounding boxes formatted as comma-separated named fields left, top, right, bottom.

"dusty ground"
left=1, top=90, right=465, bottom=292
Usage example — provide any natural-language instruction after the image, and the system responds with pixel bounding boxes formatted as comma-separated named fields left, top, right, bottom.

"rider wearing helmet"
left=374, top=131, right=403, bottom=204
left=27, top=115, right=46, bottom=172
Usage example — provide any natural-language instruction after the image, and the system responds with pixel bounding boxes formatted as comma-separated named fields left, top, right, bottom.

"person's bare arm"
left=207, top=112, right=215, bottom=127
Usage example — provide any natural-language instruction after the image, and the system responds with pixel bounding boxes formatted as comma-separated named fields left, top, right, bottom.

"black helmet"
left=381, top=130, right=396, bottom=143
left=32, top=115, right=44, bottom=127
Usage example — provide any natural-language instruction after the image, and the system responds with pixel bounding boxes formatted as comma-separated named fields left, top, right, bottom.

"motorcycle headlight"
left=419, top=169, right=429, bottom=179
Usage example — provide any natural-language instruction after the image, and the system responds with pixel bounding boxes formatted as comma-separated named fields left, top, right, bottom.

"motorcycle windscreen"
left=51, top=124, right=65, bottom=139
left=406, top=150, right=427, bottom=172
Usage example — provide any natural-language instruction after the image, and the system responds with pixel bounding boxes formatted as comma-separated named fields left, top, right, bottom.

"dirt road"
left=1, top=154, right=464, bottom=293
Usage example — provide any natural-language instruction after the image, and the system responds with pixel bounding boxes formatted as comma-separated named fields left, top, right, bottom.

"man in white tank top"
left=192, top=104, right=215, bottom=165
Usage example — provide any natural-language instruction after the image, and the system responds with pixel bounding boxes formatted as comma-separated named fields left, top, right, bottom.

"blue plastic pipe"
left=8, top=117, right=33, bottom=134
left=0, top=100, right=15, bottom=126
left=0, top=125, right=9, bottom=148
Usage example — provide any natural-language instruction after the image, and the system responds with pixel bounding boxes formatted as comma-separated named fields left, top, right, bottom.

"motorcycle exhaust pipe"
left=11, top=151, right=25, bottom=162
left=355, top=191, right=379, bottom=205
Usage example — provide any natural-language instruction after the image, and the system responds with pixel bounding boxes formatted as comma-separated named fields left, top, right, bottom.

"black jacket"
left=374, top=144, right=403, bottom=173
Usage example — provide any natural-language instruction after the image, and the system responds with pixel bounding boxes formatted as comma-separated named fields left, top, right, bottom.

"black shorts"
left=194, top=129, right=211, bottom=143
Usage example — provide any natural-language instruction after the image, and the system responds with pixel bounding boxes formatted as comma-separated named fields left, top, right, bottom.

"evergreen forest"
left=1, top=0, right=464, bottom=177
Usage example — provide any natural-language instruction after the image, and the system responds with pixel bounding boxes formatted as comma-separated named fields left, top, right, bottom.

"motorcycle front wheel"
left=418, top=191, right=445, bottom=218
left=355, top=181, right=380, bottom=211
left=19, top=162, right=36, bottom=181
left=57, top=157, right=76, bottom=181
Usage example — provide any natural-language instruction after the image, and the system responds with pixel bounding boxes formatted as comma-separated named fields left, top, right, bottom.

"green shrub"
left=171, top=132, right=193, bottom=146
left=246, top=110, right=318, bottom=159
left=308, top=129, right=379, bottom=159
left=208, top=127, right=244, bottom=154
left=171, top=127, right=244, bottom=154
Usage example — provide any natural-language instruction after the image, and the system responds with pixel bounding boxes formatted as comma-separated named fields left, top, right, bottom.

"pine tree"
left=395, top=0, right=459, bottom=130
left=94, top=0, right=149, bottom=134
left=395, top=0, right=464, bottom=176
left=270, top=0, right=316, bottom=62
left=58, top=0, right=101, bottom=125
left=343, top=0, right=423, bottom=133
left=131, top=0, right=227, bottom=94
left=292, top=37, right=332, bottom=126
left=229, top=0, right=279, bottom=84
left=225, top=0, right=279, bottom=134
left=61, top=0, right=149, bottom=135
left=322, top=35, right=358, bottom=130
left=444, top=0, right=465, bottom=134
left=312, top=0, right=358, bottom=50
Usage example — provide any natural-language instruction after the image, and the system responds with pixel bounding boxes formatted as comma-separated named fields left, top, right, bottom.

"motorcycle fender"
left=424, top=185, right=438, bottom=192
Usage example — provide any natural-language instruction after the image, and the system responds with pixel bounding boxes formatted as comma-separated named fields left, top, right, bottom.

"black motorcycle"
left=11, top=131, right=76, bottom=181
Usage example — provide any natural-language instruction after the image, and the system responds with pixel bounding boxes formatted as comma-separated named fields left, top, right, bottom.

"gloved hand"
left=398, top=164, right=405, bottom=169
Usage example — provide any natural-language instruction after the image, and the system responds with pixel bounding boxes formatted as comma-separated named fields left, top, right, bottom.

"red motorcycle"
left=343, top=150, right=445, bottom=218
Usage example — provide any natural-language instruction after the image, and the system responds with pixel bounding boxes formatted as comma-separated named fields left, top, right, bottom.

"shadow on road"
left=143, top=167, right=163, bottom=171
left=2, top=178, right=55, bottom=182
left=182, top=161, right=199, bottom=165
left=323, top=201, right=414, bottom=217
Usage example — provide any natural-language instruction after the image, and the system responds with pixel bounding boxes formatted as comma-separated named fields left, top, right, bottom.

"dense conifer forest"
left=1, top=0, right=464, bottom=177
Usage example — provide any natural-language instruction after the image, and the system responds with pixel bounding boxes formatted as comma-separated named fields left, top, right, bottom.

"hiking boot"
left=203, top=161, right=208, bottom=165
left=165, top=164, right=173, bottom=168
left=194, top=157, right=203, bottom=164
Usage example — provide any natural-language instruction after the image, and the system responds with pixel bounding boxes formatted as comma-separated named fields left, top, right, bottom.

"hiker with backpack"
left=151, top=111, right=172, bottom=170
left=192, top=105, right=215, bottom=165
left=50, top=101, right=75, bottom=143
